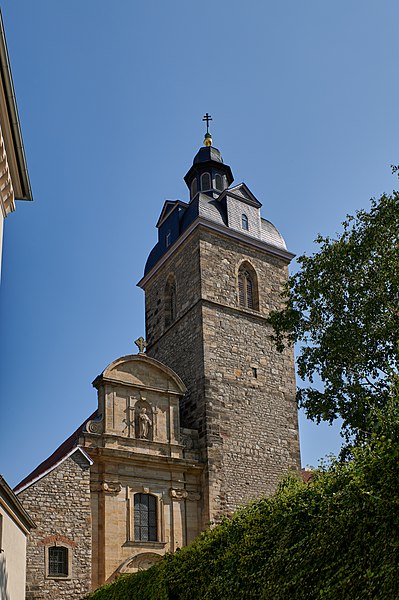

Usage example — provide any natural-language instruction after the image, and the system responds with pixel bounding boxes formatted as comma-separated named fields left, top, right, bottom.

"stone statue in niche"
left=138, top=407, right=152, bottom=439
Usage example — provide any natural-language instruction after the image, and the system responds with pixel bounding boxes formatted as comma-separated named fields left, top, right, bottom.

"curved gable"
left=99, top=354, right=186, bottom=395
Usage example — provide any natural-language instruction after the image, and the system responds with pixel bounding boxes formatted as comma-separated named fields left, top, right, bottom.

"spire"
left=183, top=114, right=234, bottom=198
left=202, top=113, right=213, bottom=147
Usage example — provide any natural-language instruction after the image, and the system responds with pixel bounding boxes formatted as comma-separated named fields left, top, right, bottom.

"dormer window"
left=215, top=174, right=223, bottom=191
left=190, top=178, right=198, bottom=199
left=200, top=172, right=211, bottom=191
left=166, top=230, right=171, bottom=247
left=242, top=214, right=249, bottom=231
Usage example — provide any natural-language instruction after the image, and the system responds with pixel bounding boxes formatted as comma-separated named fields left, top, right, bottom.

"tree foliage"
left=267, top=191, right=399, bottom=443
left=85, top=393, right=399, bottom=599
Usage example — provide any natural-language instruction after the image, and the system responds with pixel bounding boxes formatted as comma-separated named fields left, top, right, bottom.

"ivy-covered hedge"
left=86, top=416, right=399, bottom=599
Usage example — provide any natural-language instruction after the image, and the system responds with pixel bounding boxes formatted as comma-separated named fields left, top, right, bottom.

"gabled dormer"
left=218, top=182, right=262, bottom=239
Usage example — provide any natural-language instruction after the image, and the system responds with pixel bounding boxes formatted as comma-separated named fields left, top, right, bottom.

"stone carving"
left=91, top=481, right=122, bottom=494
left=134, top=336, right=147, bottom=354
left=187, top=492, right=201, bottom=502
left=138, top=407, right=152, bottom=439
left=180, top=433, right=194, bottom=450
left=169, top=488, right=200, bottom=501
left=85, top=413, right=104, bottom=435
left=119, top=552, right=162, bottom=574
left=169, top=488, right=188, bottom=500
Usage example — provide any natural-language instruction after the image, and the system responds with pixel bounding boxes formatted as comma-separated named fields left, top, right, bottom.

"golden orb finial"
left=204, top=132, right=212, bottom=147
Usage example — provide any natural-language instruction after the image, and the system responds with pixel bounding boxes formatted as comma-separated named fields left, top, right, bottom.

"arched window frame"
left=214, top=173, right=223, bottom=191
left=133, top=493, right=158, bottom=542
left=190, top=177, right=198, bottom=199
left=237, top=262, right=259, bottom=311
left=200, top=172, right=211, bottom=191
left=164, top=275, right=177, bottom=328
left=241, top=213, right=249, bottom=231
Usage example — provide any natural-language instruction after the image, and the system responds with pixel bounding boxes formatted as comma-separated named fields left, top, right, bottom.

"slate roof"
left=261, top=218, right=287, bottom=250
left=14, top=411, right=96, bottom=493
left=144, top=182, right=289, bottom=276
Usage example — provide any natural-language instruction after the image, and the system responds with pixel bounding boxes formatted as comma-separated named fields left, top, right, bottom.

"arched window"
left=190, top=178, right=198, bottom=199
left=48, top=546, right=68, bottom=578
left=242, top=214, right=249, bottom=231
left=165, top=230, right=171, bottom=248
left=134, top=493, right=157, bottom=542
left=237, top=262, right=259, bottom=310
left=200, top=172, right=211, bottom=191
left=215, top=173, right=223, bottom=191
left=164, top=276, right=177, bottom=327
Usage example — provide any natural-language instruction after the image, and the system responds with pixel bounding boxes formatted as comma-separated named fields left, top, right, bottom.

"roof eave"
left=0, top=10, right=32, bottom=201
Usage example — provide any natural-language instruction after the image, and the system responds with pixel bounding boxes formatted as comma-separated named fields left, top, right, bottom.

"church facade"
left=15, top=131, right=300, bottom=598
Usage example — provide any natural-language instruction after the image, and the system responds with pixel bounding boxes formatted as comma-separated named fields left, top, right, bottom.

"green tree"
left=267, top=189, right=399, bottom=444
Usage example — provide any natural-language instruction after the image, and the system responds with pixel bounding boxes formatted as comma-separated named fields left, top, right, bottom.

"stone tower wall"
left=18, top=452, right=92, bottom=600
left=145, top=230, right=207, bottom=432
left=199, top=229, right=300, bottom=517
left=144, top=224, right=300, bottom=524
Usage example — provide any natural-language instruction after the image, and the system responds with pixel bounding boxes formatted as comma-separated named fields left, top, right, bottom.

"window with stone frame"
left=134, top=493, right=157, bottom=542
left=48, top=545, right=69, bottom=578
left=164, top=275, right=177, bottom=327
left=237, top=262, right=259, bottom=311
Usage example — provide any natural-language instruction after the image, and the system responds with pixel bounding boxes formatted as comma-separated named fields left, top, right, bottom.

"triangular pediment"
left=156, top=200, right=188, bottom=228
left=226, top=183, right=262, bottom=207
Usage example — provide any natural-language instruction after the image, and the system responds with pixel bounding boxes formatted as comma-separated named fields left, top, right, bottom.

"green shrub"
left=86, top=402, right=399, bottom=599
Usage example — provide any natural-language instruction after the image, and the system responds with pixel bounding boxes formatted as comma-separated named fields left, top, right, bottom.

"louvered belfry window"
left=238, top=264, right=258, bottom=310
left=48, top=546, right=68, bottom=577
left=134, top=493, right=157, bottom=542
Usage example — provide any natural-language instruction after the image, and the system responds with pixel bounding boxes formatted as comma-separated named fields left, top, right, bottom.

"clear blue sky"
left=1, top=1, right=398, bottom=488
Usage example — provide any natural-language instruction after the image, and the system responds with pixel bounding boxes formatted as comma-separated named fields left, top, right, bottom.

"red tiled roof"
left=300, top=469, right=314, bottom=483
left=14, top=411, right=96, bottom=493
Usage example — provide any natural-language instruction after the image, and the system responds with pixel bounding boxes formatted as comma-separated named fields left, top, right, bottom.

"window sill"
left=123, top=541, right=166, bottom=549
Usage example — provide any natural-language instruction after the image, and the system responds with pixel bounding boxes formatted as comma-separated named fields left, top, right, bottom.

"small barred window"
left=48, top=546, right=68, bottom=578
left=134, top=493, right=157, bottom=542
left=242, top=214, right=249, bottom=231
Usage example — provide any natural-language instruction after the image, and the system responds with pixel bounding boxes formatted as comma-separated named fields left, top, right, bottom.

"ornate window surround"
left=126, top=488, right=165, bottom=547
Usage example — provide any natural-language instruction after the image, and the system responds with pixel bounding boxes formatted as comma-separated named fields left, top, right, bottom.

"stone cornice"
left=137, top=216, right=294, bottom=289
left=93, top=375, right=183, bottom=397
left=85, top=446, right=203, bottom=473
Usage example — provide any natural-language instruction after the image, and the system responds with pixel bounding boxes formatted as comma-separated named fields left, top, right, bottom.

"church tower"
left=138, top=120, right=300, bottom=525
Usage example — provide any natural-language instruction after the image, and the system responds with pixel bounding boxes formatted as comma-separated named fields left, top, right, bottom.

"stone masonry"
left=143, top=224, right=300, bottom=525
left=17, top=451, right=92, bottom=599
